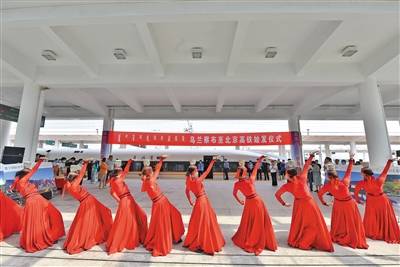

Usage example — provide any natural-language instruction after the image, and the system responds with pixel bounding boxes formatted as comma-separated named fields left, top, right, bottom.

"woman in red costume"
left=184, top=156, right=225, bottom=255
left=141, top=155, right=184, bottom=256
left=354, top=158, right=400, bottom=243
left=275, top=152, right=333, bottom=252
left=11, top=159, right=65, bottom=252
left=62, top=161, right=113, bottom=254
left=318, top=153, right=368, bottom=249
left=232, top=155, right=277, bottom=255
left=106, top=159, right=148, bottom=254
left=0, top=190, right=23, bottom=241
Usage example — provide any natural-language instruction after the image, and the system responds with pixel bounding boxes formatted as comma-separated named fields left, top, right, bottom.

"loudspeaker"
left=203, top=155, right=214, bottom=179
left=1, top=146, right=25, bottom=164
left=396, top=150, right=400, bottom=158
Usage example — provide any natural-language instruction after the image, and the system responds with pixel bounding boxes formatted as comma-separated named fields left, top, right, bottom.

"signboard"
left=0, top=103, right=45, bottom=127
left=0, top=162, right=54, bottom=189
left=62, top=142, right=78, bottom=148
left=106, top=131, right=293, bottom=146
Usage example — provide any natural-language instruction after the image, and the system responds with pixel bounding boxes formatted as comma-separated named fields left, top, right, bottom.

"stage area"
left=1, top=178, right=399, bottom=267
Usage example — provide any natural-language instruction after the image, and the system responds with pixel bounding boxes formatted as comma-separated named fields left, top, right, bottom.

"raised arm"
left=300, top=154, right=314, bottom=178
left=274, top=183, right=290, bottom=206
left=20, top=159, right=43, bottom=183
left=378, top=159, right=393, bottom=184
left=317, top=184, right=330, bottom=206
left=354, top=181, right=364, bottom=204
left=199, top=159, right=216, bottom=182
left=71, top=161, right=88, bottom=186
left=152, top=156, right=165, bottom=182
left=250, top=156, right=265, bottom=182
left=120, top=159, right=132, bottom=181
left=342, top=159, right=354, bottom=186
left=233, top=183, right=244, bottom=205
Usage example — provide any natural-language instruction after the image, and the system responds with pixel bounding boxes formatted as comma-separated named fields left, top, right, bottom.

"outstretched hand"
left=310, top=151, right=320, bottom=156
left=284, top=203, right=291, bottom=207
left=349, top=152, right=355, bottom=159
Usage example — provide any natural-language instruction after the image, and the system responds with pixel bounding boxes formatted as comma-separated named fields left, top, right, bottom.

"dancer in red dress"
left=318, top=153, right=368, bottom=249
left=0, top=190, right=23, bottom=241
left=106, top=159, right=148, bottom=254
left=184, top=157, right=225, bottom=255
left=354, top=159, right=400, bottom=243
left=275, top=153, right=334, bottom=252
left=11, top=159, right=65, bottom=252
left=63, top=161, right=113, bottom=254
left=141, top=155, right=184, bottom=256
left=232, top=155, right=277, bottom=255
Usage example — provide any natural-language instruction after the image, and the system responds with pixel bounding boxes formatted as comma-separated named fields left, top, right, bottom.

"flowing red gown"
left=354, top=160, right=400, bottom=243
left=183, top=159, right=225, bottom=255
left=275, top=155, right=334, bottom=252
left=142, top=159, right=184, bottom=256
left=106, top=160, right=148, bottom=254
left=0, top=191, right=23, bottom=241
left=63, top=162, right=113, bottom=254
left=318, top=159, right=368, bottom=249
left=11, top=160, right=65, bottom=252
left=232, top=157, right=277, bottom=255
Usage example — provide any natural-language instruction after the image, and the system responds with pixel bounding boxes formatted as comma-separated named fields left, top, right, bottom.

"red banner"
left=107, top=131, right=293, bottom=146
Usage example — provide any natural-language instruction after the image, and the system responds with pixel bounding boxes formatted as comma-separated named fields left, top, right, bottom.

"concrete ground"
left=1, top=177, right=399, bottom=267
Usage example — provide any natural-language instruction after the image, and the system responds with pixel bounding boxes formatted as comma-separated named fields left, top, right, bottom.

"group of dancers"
left=1, top=152, right=399, bottom=257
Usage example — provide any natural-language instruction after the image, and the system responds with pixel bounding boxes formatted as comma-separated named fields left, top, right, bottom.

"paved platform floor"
left=1, top=178, right=399, bottom=267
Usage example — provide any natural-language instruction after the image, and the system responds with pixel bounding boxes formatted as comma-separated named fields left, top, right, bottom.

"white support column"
left=278, top=145, right=286, bottom=159
left=359, top=76, right=391, bottom=169
left=350, top=141, right=357, bottom=155
left=0, top=119, right=12, bottom=157
left=288, top=115, right=304, bottom=166
left=15, top=82, right=45, bottom=163
left=100, top=109, right=114, bottom=159
left=324, top=143, right=331, bottom=157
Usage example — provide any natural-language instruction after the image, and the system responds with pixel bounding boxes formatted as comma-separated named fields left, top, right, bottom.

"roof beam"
left=165, top=88, right=181, bottom=112
left=360, top=36, right=400, bottom=76
left=41, top=26, right=98, bottom=78
left=293, top=21, right=342, bottom=75
left=216, top=88, right=226, bottom=112
left=108, top=88, right=144, bottom=113
left=136, top=22, right=164, bottom=77
left=255, top=87, right=289, bottom=112
left=0, top=42, right=36, bottom=82
left=226, top=20, right=250, bottom=76
left=52, top=89, right=107, bottom=116
left=292, top=87, right=347, bottom=115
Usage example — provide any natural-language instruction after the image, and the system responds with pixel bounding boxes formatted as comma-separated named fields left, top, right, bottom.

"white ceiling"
left=1, top=1, right=399, bottom=120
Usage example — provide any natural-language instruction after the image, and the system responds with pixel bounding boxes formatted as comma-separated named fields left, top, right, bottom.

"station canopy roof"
left=1, top=0, right=399, bottom=120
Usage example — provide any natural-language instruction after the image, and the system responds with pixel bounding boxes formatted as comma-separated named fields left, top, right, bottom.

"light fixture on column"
left=41, top=50, right=57, bottom=61
left=191, top=47, right=203, bottom=59
left=341, top=45, right=358, bottom=57
left=265, top=47, right=277, bottom=58
left=113, top=48, right=127, bottom=60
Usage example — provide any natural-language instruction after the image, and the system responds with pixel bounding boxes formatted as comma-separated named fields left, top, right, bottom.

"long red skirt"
left=0, top=191, right=23, bottom=241
left=106, top=195, right=148, bottom=254
left=64, top=195, right=113, bottom=254
left=232, top=196, right=277, bottom=255
left=183, top=195, right=225, bottom=255
left=364, top=194, right=400, bottom=243
left=331, top=198, right=368, bottom=249
left=288, top=197, right=333, bottom=252
left=144, top=195, right=184, bottom=256
left=20, top=194, right=65, bottom=252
